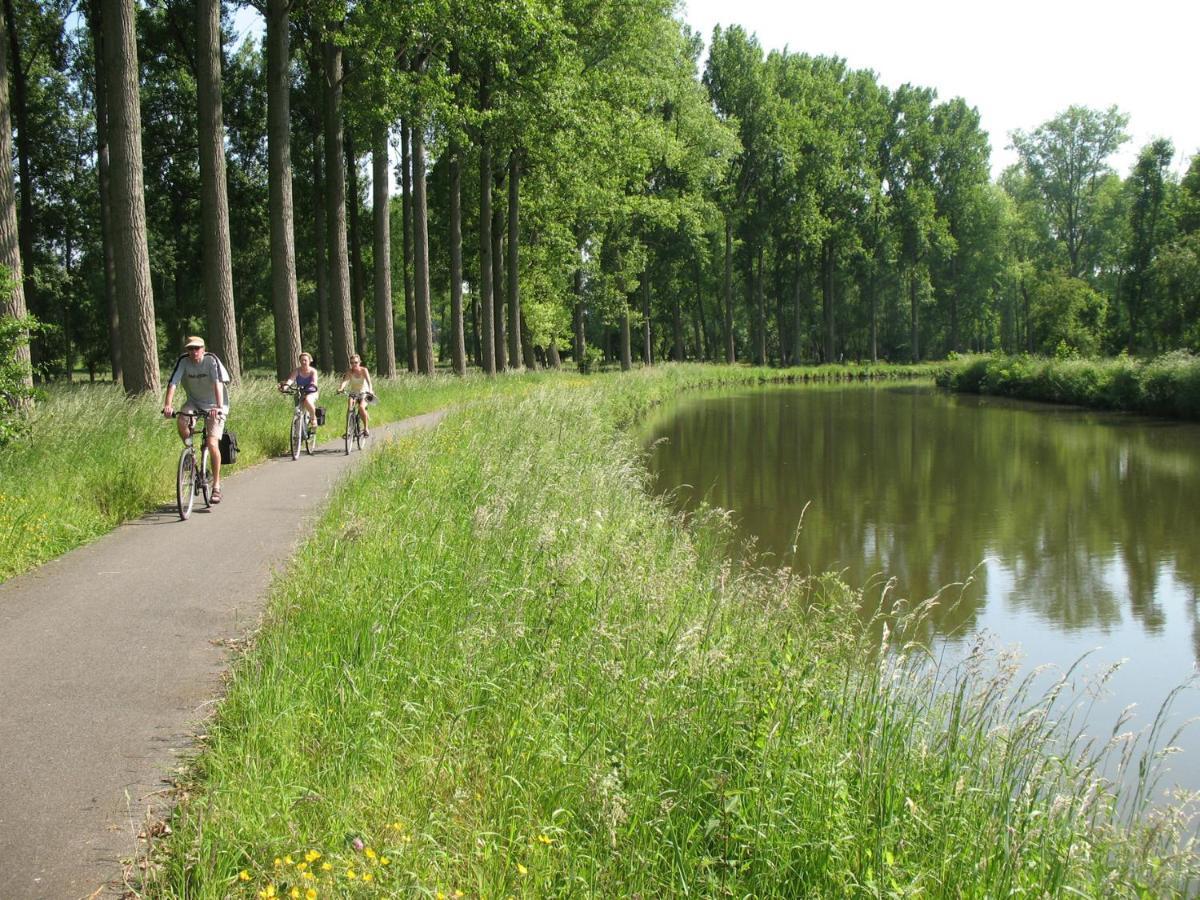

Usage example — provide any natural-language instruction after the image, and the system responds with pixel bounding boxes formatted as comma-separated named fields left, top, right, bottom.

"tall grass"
left=147, top=370, right=1198, bottom=898
left=0, top=372, right=527, bottom=582
left=937, top=351, right=1200, bottom=419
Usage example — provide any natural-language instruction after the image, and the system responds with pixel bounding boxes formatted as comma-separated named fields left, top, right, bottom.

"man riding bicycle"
left=162, top=335, right=231, bottom=504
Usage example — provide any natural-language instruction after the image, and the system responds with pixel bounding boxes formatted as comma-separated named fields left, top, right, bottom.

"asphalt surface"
left=0, top=411, right=444, bottom=899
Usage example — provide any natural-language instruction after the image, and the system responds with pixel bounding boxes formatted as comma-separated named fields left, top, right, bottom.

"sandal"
left=363, top=429, right=370, bottom=438
left=211, top=487, right=222, bottom=504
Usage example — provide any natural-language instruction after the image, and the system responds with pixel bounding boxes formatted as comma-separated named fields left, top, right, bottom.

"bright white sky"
left=679, top=0, right=1200, bottom=180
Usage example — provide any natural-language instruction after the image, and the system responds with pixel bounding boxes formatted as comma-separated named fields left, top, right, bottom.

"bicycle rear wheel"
left=304, top=418, right=315, bottom=455
left=176, top=448, right=196, bottom=520
left=290, top=414, right=302, bottom=460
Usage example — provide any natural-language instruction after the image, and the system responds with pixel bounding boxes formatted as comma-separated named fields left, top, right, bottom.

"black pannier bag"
left=219, top=430, right=239, bottom=465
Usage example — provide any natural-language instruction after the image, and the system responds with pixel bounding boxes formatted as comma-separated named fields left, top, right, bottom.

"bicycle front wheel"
left=199, top=447, right=211, bottom=508
left=345, top=409, right=355, bottom=455
left=354, top=416, right=364, bottom=451
left=290, top=414, right=302, bottom=460
left=176, top=448, right=196, bottom=520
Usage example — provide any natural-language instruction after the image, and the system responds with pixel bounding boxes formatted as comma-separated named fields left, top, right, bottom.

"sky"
left=679, top=0, right=1200, bottom=180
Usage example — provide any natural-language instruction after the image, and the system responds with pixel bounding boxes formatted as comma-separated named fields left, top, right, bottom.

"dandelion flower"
left=363, top=873, right=374, bottom=883
left=239, top=870, right=252, bottom=882
left=517, top=863, right=528, bottom=876
left=346, top=869, right=358, bottom=880
left=306, top=891, right=317, bottom=900
left=305, top=850, right=321, bottom=863
left=365, top=848, right=377, bottom=860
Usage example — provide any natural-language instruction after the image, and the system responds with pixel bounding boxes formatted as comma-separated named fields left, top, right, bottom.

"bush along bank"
left=149, top=369, right=1199, bottom=898
left=936, top=351, right=1200, bottom=419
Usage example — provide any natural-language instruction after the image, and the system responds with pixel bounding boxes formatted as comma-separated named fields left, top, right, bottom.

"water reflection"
left=642, top=384, right=1200, bottom=660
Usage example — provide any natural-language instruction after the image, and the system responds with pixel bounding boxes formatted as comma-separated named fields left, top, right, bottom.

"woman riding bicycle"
left=337, top=354, right=374, bottom=438
left=279, top=352, right=320, bottom=435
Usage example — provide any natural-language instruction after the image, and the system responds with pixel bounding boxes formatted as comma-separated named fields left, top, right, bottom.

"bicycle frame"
left=174, top=410, right=212, bottom=520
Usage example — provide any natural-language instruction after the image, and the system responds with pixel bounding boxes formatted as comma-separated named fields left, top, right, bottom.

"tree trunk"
left=400, top=121, right=416, bottom=371
left=723, top=216, right=734, bottom=363
left=346, top=128, right=367, bottom=355
left=641, top=271, right=652, bottom=364
left=266, top=0, right=300, bottom=379
left=312, top=128, right=331, bottom=371
left=755, top=246, right=766, bottom=365
left=572, top=235, right=585, bottom=368
left=447, top=126, right=466, bottom=375
left=197, top=0, right=240, bottom=379
left=411, top=122, right=434, bottom=374
left=2, top=0, right=34, bottom=347
left=672, top=270, right=683, bottom=362
left=547, top=337, right=561, bottom=369
left=910, top=268, right=921, bottom=362
left=791, top=253, right=803, bottom=365
left=103, top=0, right=158, bottom=395
left=0, top=0, right=29, bottom=386
left=477, top=134, right=495, bottom=375
left=619, top=300, right=632, bottom=371
left=822, top=241, right=835, bottom=363
left=372, top=127, right=396, bottom=377
left=491, top=167, right=506, bottom=371
left=323, top=37, right=353, bottom=372
left=84, top=0, right=120, bottom=382
left=506, top=149, right=522, bottom=369
left=695, top=255, right=709, bottom=360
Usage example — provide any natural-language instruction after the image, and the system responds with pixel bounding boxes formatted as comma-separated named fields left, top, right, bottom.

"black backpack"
left=219, top=430, right=239, bottom=465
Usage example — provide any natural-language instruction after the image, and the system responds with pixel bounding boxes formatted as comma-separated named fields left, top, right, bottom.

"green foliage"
left=0, top=314, right=39, bottom=447
left=1028, top=272, right=1107, bottom=356
left=937, top=351, right=1200, bottom=419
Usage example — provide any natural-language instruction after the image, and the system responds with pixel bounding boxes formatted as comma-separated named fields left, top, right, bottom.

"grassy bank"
left=936, top=351, right=1200, bottom=419
left=0, top=362, right=930, bottom=584
left=0, top=372, right=522, bottom=582
left=148, top=367, right=1197, bottom=898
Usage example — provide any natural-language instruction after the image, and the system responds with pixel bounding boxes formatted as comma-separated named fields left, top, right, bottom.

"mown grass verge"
left=936, top=351, right=1200, bottom=420
left=148, top=366, right=1197, bottom=898
left=0, top=362, right=932, bottom=584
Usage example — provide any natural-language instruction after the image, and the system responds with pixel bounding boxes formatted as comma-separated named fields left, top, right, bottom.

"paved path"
left=0, top=411, right=444, bottom=899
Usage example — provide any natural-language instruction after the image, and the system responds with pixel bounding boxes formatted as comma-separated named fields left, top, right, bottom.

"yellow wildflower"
left=517, top=863, right=528, bottom=876
left=239, top=870, right=252, bottom=882
left=537, top=834, right=553, bottom=845
left=258, top=886, right=277, bottom=899
left=321, top=862, right=332, bottom=871
left=365, top=848, right=377, bottom=860
left=363, top=873, right=374, bottom=883
left=289, top=889, right=300, bottom=899
left=346, top=869, right=358, bottom=880
left=302, top=871, right=315, bottom=881
left=380, top=856, right=391, bottom=866
left=306, top=891, right=317, bottom=900
left=274, top=858, right=283, bottom=868
left=285, top=855, right=295, bottom=866
left=297, top=862, right=308, bottom=872
left=305, top=850, right=321, bottom=863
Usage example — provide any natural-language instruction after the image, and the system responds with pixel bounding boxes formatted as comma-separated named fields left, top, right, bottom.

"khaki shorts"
left=181, top=401, right=226, bottom=441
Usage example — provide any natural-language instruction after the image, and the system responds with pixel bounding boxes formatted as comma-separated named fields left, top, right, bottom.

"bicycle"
left=281, top=385, right=318, bottom=460
left=340, top=390, right=370, bottom=455
left=171, top=409, right=213, bottom=520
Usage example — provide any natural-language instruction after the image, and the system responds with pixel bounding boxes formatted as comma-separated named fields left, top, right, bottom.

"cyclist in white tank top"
left=338, top=354, right=375, bottom=437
